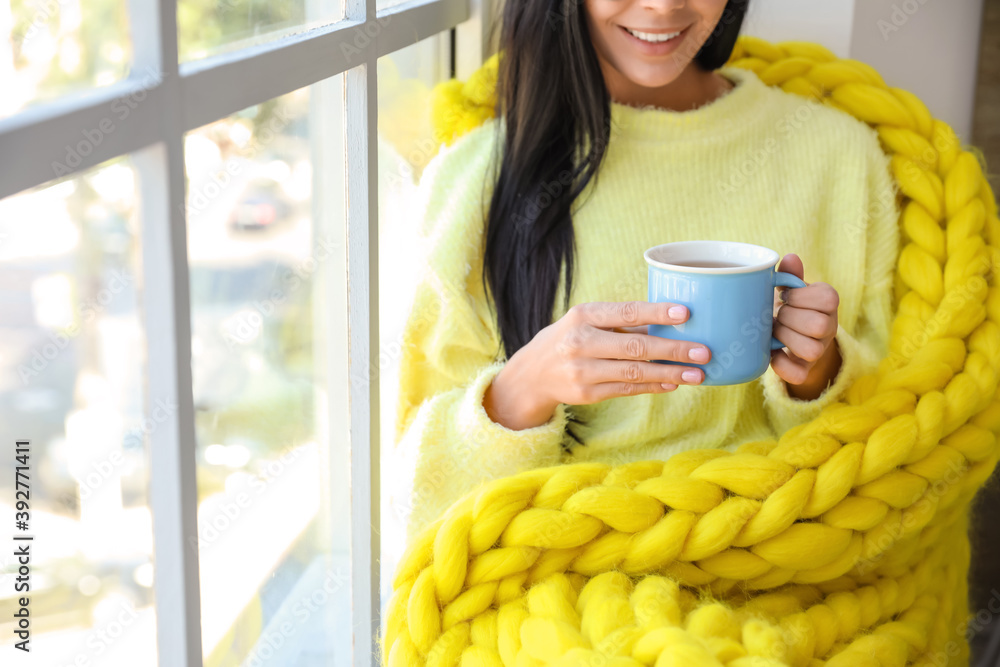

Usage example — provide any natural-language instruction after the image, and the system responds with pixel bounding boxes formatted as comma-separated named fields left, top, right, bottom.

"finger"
left=775, top=304, right=837, bottom=339
left=769, top=349, right=811, bottom=385
left=577, top=358, right=705, bottom=386
left=782, top=282, right=839, bottom=312
left=772, top=322, right=827, bottom=363
left=583, top=381, right=679, bottom=403
left=571, top=301, right=689, bottom=330
left=574, top=327, right=712, bottom=365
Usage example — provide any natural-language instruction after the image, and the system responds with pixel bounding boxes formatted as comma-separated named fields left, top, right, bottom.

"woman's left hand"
left=770, top=253, right=842, bottom=396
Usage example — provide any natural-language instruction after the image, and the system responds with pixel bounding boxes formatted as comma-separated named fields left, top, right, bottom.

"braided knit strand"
left=382, top=35, right=1000, bottom=667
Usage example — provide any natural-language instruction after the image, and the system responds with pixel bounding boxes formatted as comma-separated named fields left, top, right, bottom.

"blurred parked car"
left=226, top=178, right=294, bottom=231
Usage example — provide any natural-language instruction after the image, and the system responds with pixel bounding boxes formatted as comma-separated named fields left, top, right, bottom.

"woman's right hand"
left=483, top=301, right=712, bottom=430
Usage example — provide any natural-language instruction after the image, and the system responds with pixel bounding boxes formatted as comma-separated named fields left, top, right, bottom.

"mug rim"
left=644, top=240, right=779, bottom=274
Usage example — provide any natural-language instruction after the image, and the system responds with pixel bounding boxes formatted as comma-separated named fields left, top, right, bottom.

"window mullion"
left=131, top=0, right=205, bottom=664
left=345, top=0, right=381, bottom=651
left=455, top=0, right=490, bottom=78
left=346, top=60, right=382, bottom=666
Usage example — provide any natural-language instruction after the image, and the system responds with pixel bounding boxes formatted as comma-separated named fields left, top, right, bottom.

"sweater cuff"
left=761, top=324, right=864, bottom=435
left=399, top=361, right=569, bottom=543
left=457, top=360, right=570, bottom=477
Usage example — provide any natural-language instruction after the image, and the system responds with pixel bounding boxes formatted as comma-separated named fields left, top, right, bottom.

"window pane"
left=185, top=74, right=349, bottom=666
left=377, top=33, right=450, bottom=617
left=375, top=0, right=409, bottom=14
left=0, top=158, right=158, bottom=664
left=2, top=0, right=132, bottom=120
left=178, top=0, right=342, bottom=62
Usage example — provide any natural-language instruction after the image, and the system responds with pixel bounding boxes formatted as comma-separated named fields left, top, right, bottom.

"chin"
left=617, top=64, right=684, bottom=90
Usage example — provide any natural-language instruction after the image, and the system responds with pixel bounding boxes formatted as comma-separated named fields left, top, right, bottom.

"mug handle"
left=770, top=272, right=808, bottom=350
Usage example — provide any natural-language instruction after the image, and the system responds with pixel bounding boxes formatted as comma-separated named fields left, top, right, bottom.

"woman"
left=390, top=0, right=900, bottom=544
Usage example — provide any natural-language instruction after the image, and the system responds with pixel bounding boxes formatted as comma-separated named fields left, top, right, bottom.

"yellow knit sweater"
left=392, top=64, right=901, bottom=545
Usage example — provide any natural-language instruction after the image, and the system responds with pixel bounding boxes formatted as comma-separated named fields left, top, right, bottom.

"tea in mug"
left=669, top=260, right=745, bottom=268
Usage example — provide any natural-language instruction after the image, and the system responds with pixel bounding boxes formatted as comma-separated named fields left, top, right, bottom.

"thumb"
left=778, top=253, right=804, bottom=280
left=776, top=253, right=805, bottom=306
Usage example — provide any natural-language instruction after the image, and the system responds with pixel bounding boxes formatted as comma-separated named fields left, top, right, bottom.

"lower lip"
left=619, top=24, right=688, bottom=56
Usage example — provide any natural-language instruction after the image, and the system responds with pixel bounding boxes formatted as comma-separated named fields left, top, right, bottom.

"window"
left=0, top=0, right=489, bottom=661
left=2, top=0, right=132, bottom=120
left=0, top=157, right=159, bottom=664
left=178, top=0, right=342, bottom=62
left=186, top=75, right=350, bottom=665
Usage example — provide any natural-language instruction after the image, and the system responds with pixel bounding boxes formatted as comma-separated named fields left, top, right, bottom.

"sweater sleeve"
left=759, top=131, right=901, bottom=436
left=390, top=123, right=571, bottom=545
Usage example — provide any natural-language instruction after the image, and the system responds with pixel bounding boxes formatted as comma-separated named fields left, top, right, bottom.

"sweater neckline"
left=608, top=65, right=770, bottom=143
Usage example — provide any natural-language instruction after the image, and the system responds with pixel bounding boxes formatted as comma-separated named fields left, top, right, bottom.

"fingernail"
left=682, top=369, right=702, bottom=383
left=688, top=347, right=709, bottom=362
left=668, top=306, right=686, bottom=319
left=661, top=383, right=677, bottom=390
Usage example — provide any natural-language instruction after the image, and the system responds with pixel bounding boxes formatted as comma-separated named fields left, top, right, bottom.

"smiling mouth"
left=621, top=25, right=687, bottom=44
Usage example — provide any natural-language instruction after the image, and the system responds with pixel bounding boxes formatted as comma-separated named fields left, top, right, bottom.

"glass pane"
left=2, top=0, right=132, bottom=120
left=375, top=0, right=410, bottom=15
left=377, top=33, right=450, bottom=617
left=178, top=0, right=342, bottom=62
left=185, top=73, right=349, bottom=666
left=0, top=158, right=158, bottom=664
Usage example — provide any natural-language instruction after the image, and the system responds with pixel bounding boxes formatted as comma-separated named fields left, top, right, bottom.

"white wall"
left=849, top=0, right=985, bottom=142
left=743, top=0, right=856, bottom=58
left=748, top=0, right=986, bottom=142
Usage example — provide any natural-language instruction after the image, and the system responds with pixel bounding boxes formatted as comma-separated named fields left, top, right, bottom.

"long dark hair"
left=482, top=0, right=750, bottom=362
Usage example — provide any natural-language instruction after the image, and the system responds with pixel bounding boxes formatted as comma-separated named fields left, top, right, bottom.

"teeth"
left=625, top=27, right=682, bottom=43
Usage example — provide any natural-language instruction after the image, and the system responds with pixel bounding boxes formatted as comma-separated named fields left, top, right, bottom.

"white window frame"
left=0, top=0, right=494, bottom=662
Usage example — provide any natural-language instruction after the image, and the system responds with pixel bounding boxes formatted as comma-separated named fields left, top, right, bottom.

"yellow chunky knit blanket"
left=380, top=36, right=1000, bottom=667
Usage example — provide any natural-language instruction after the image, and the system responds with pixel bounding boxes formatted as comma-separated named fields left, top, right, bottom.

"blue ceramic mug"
left=644, top=240, right=807, bottom=386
